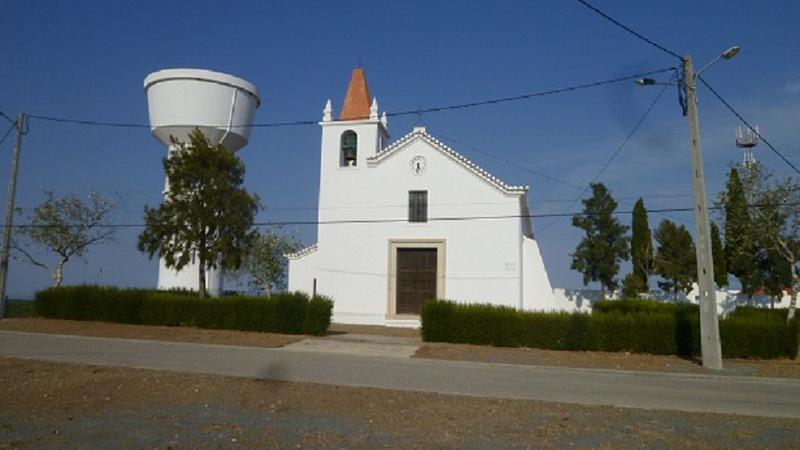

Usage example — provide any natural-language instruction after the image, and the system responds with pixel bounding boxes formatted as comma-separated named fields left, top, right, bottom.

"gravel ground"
left=1, top=357, right=798, bottom=449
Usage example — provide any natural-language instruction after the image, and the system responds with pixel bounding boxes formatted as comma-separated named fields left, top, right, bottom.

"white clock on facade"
left=409, top=155, right=427, bottom=175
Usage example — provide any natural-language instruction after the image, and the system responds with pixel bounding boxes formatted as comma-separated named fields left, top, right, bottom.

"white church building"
left=287, top=68, right=553, bottom=327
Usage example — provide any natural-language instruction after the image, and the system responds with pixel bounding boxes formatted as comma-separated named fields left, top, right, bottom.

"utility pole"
left=0, top=112, right=25, bottom=320
left=683, top=56, right=723, bottom=370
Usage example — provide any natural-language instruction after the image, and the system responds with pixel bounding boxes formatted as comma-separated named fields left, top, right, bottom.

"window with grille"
left=408, top=190, right=428, bottom=223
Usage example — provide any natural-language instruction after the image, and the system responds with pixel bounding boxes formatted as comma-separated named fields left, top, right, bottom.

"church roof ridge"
left=285, top=243, right=318, bottom=260
left=367, top=128, right=529, bottom=195
left=339, top=68, right=371, bottom=121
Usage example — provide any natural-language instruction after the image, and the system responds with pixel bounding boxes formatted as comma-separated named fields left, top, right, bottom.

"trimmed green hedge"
left=34, top=285, right=333, bottom=336
left=421, top=300, right=799, bottom=359
left=593, top=298, right=699, bottom=315
left=3, top=299, right=37, bottom=318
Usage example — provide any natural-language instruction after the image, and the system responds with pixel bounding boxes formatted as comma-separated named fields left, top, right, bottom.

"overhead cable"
left=26, top=67, right=676, bottom=130
left=0, top=124, right=14, bottom=147
left=0, top=112, right=15, bottom=126
left=434, top=133, right=585, bottom=190
left=536, top=75, right=673, bottom=235
left=574, top=0, right=683, bottom=60
left=698, top=76, right=800, bottom=176
left=5, top=202, right=794, bottom=230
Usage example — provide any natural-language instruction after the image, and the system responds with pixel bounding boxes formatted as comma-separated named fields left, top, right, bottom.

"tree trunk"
left=263, top=283, right=272, bottom=297
left=197, top=254, right=206, bottom=299
left=53, top=257, right=68, bottom=287
left=788, top=263, right=797, bottom=322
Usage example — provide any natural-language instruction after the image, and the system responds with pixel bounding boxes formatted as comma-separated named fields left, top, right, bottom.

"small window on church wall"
left=409, top=190, right=428, bottom=223
left=340, top=131, right=358, bottom=167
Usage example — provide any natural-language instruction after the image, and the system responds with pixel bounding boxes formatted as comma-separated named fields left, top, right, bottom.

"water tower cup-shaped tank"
left=144, top=68, right=262, bottom=296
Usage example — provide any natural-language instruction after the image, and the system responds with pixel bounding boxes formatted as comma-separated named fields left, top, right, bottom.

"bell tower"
left=317, top=68, right=389, bottom=224
left=319, top=68, right=389, bottom=168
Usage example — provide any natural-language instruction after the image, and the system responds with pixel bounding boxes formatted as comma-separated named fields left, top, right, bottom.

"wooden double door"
left=396, top=248, right=437, bottom=315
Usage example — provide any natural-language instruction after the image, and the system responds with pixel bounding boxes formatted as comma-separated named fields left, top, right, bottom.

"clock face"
left=410, top=155, right=427, bottom=175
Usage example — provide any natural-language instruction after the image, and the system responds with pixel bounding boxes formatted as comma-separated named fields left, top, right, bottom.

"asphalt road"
left=1, top=330, right=798, bottom=419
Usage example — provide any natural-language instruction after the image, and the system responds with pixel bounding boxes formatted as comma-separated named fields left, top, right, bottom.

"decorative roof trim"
left=285, top=243, right=318, bottom=260
left=366, top=127, right=529, bottom=195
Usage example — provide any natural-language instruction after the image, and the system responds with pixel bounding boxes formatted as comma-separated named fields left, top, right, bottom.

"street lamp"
left=696, top=46, right=740, bottom=77
left=636, top=47, right=740, bottom=370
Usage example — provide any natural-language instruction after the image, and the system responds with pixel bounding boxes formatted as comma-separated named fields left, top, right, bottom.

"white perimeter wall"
left=548, top=285, right=797, bottom=315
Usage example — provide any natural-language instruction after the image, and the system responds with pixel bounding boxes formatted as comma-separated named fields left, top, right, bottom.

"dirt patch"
left=327, top=323, right=420, bottom=338
left=0, top=318, right=302, bottom=348
left=415, top=343, right=800, bottom=379
left=3, top=318, right=797, bottom=380
left=0, top=357, right=798, bottom=449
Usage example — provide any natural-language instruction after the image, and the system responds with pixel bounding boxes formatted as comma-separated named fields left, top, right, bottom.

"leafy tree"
left=13, top=191, right=116, bottom=287
left=722, top=168, right=758, bottom=297
left=654, top=219, right=696, bottom=299
left=230, top=228, right=301, bottom=296
left=570, top=183, right=629, bottom=298
left=742, top=163, right=800, bottom=318
left=629, top=197, right=653, bottom=294
left=621, top=272, right=647, bottom=299
left=138, top=129, right=259, bottom=298
left=709, top=222, right=727, bottom=288
left=755, top=245, right=791, bottom=309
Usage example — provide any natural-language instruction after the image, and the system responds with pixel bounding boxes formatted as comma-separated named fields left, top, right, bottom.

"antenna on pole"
left=735, top=125, right=759, bottom=168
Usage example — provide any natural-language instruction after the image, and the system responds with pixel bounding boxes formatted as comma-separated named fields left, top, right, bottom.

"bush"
left=727, top=305, right=789, bottom=321
left=34, top=285, right=333, bottom=335
left=3, top=299, right=37, bottom=318
left=421, top=300, right=798, bottom=359
left=593, top=298, right=698, bottom=315
left=303, top=296, right=334, bottom=336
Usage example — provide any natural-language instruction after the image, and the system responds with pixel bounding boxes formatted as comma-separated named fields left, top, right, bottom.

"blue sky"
left=1, top=0, right=799, bottom=297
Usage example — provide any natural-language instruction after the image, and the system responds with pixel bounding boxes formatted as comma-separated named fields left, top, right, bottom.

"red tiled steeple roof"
left=339, top=68, right=371, bottom=120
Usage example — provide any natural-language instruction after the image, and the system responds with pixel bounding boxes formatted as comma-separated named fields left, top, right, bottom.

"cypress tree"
left=710, top=222, right=728, bottom=288
left=723, top=168, right=758, bottom=297
left=654, top=220, right=697, bottom=299
left=630, top=198, right=653, bottom=292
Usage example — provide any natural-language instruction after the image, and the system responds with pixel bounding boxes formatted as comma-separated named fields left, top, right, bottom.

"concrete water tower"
left=144, top=68, right=261, bottom=296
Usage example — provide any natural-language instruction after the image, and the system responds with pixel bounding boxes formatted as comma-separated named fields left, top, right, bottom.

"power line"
left=574, top=0, right=682, bottom=60
left=13, top=193, right=695, bottom=214
left=6, top=202, right=793, bottom=230
left=25, top=67, right=676, bottom=130
left=697, top=75, right=800, bottom=176
left=536, top=74, right=673, bottom=235
left=0, top=209, right=693, bottom=228
left=0, top=112, right=15, bottom=127
left=384, top=67, right=675, bottom=117
left=434, top=133, right=585, bottom=190
left=0, top=124, right=14, bottom=147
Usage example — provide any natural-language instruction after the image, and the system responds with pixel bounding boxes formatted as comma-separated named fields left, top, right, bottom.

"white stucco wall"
left=288, top=123, right=553, bottom=326
left=522, top=237, right=554, bottom=310
left=158, top=259, right=222, bottom=296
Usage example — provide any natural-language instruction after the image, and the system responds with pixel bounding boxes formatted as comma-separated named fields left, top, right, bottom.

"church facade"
left=287, top=68, right=553, bottom=327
